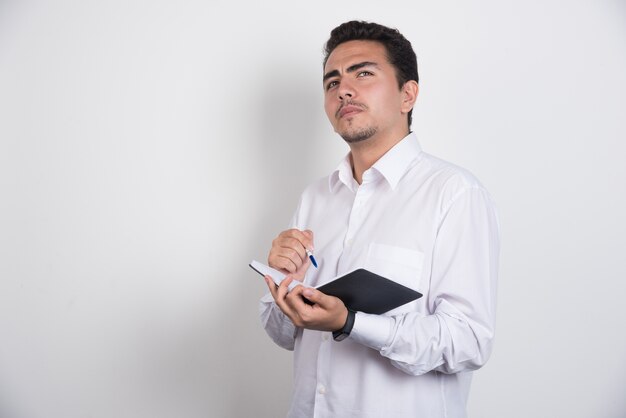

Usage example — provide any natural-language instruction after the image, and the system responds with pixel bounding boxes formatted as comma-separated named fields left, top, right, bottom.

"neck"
left=349, top=129, right=410, bottom=184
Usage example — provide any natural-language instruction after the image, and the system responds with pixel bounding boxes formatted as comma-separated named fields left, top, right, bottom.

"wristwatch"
left=332, top=308, right=356, bottom=341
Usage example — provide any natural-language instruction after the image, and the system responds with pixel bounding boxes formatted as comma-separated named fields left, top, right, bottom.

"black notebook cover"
left=316, top=269, right=422, bottom=314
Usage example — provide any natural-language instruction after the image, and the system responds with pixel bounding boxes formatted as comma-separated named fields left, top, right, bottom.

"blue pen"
left=306, top=249, right=318, bottom=268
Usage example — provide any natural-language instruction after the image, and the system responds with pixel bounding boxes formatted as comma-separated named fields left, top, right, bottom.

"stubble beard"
left=334, top=101, right=377, bottom=143
left=339, top=126, right=377, bottom=144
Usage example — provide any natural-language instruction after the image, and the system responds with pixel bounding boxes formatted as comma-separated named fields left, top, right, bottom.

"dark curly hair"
left=323, top=21, right=419, bottom=127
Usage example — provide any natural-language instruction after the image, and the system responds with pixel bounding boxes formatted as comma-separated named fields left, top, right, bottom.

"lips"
left=337, top=104, right=364, bottom=119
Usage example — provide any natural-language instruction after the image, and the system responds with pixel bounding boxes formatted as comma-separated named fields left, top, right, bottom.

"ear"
left=400, top=80, right=419, bottom=114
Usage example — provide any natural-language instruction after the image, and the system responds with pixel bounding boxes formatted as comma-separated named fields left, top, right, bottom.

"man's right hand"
left=268, top=229, right=314, bottom=281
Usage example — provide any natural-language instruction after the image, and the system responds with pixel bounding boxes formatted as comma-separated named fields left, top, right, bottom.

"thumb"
left=302, top=287, right=324, bottom=304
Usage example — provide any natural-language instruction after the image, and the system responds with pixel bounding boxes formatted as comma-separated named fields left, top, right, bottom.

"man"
left=260, top=20, right=499, bottom=418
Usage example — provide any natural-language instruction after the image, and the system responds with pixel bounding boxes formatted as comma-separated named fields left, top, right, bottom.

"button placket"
left=314, top=329, right=332, bottom=412
left=344, top=185, right=368, bottom=248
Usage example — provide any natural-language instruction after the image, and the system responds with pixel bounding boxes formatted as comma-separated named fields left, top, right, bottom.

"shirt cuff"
left=349, top=312, right=394, bottom=350
left=260, top=292, right=275, bottom=304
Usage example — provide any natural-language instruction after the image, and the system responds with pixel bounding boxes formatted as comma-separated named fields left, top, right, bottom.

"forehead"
left=324, top=40, right=389, bottom=73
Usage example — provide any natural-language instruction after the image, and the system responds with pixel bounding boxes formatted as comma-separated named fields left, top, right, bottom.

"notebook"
left=250, top=260, right=421, bottom=314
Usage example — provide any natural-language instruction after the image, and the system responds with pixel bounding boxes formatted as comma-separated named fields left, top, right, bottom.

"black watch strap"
left=332, top=308, right=356, bottom=341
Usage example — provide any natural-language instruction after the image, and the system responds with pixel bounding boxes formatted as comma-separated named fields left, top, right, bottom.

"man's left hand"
left=265, top=276, right=348, bottom=332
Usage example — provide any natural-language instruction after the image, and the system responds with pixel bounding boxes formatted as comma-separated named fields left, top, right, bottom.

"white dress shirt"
left=260, top=132, right=500, bottom=418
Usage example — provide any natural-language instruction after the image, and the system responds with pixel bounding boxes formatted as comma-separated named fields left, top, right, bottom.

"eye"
left=326, top=80, right=339, bottom=91
left=357, top=70, right=373, bottom=77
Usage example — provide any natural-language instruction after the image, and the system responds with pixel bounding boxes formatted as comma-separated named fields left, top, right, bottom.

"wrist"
left=332, top=308, right=356, bottom=342
left=333, top=307, right=349, bottom=330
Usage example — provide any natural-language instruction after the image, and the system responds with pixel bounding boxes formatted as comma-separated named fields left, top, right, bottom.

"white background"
left=1, top=1, right=625, bottom=417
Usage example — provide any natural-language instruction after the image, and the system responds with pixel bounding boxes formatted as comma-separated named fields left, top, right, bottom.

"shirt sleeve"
left=258, top=196, right=305, bottom=351
left=350, top=186, right=500, bottom=376
left=259, top=293, right=297, bottom=351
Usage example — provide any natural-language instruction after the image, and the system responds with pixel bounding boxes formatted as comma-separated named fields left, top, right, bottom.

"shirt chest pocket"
left=363, top=243, right=425, bottom=294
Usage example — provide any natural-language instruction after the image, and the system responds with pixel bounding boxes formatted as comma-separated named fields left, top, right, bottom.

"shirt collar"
left=329, top=155, right=358, bottom=193
left=329, top=132, right=422, bottom=193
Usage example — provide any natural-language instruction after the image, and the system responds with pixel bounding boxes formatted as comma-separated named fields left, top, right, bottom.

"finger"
left=266, top=274, right=293, bottom=303
left=269, top=238, right=307, bottom=272
left=298, top=288, right=347, bottom=331
left=277, top=241, right=307, bottom=266
left=283, top=288, right=312, bottom=327
left=276, top=276, right=295, bottom=300
left=284, top=284, right=313, bottom=313
left=302, top=287, right=320, bottom=303
left=286, top=229, right=314, bottom=253
left=302, top=229, right=315, bottom=251
left=280, top=237, right=308, bottom=260
left=268, top=252, right=300, bottom=273
left=264, top=276, right=278, bottom=300
left=301, top=287, right=334, bottom=308
left=280, top=229, right=314, bottom=254
left=271, top=276, right=298, bottom=320
left=269, top=243, right=306, bottom=273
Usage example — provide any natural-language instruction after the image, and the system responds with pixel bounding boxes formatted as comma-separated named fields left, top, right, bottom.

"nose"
left=338, top=79, right=355, bottom=101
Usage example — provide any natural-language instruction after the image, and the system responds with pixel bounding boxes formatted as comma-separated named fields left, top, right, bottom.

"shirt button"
left=322, top=333, right=329, bottom=341
left=346, top=238, right=353, bottom=246
left=318, top=385, right=326, bottom=395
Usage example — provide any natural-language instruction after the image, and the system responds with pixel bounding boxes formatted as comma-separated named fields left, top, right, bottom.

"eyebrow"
left=323, top=61, right=379, bottom=82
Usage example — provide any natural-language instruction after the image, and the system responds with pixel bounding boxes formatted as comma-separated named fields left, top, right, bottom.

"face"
left=323, top=40, right=413, bottom=145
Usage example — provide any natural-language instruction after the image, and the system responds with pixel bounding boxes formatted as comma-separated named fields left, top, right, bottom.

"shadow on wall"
left=119, top=68, right=327, bottom=418
left=249, top=65, right=326, bottom=250
left=224, top=67, right=325, bottom=417
left=258, top=71, right=324, bottom=208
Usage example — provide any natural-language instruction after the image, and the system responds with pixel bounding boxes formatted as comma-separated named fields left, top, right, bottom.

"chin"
left=339, top=126, right=377, bottom=144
